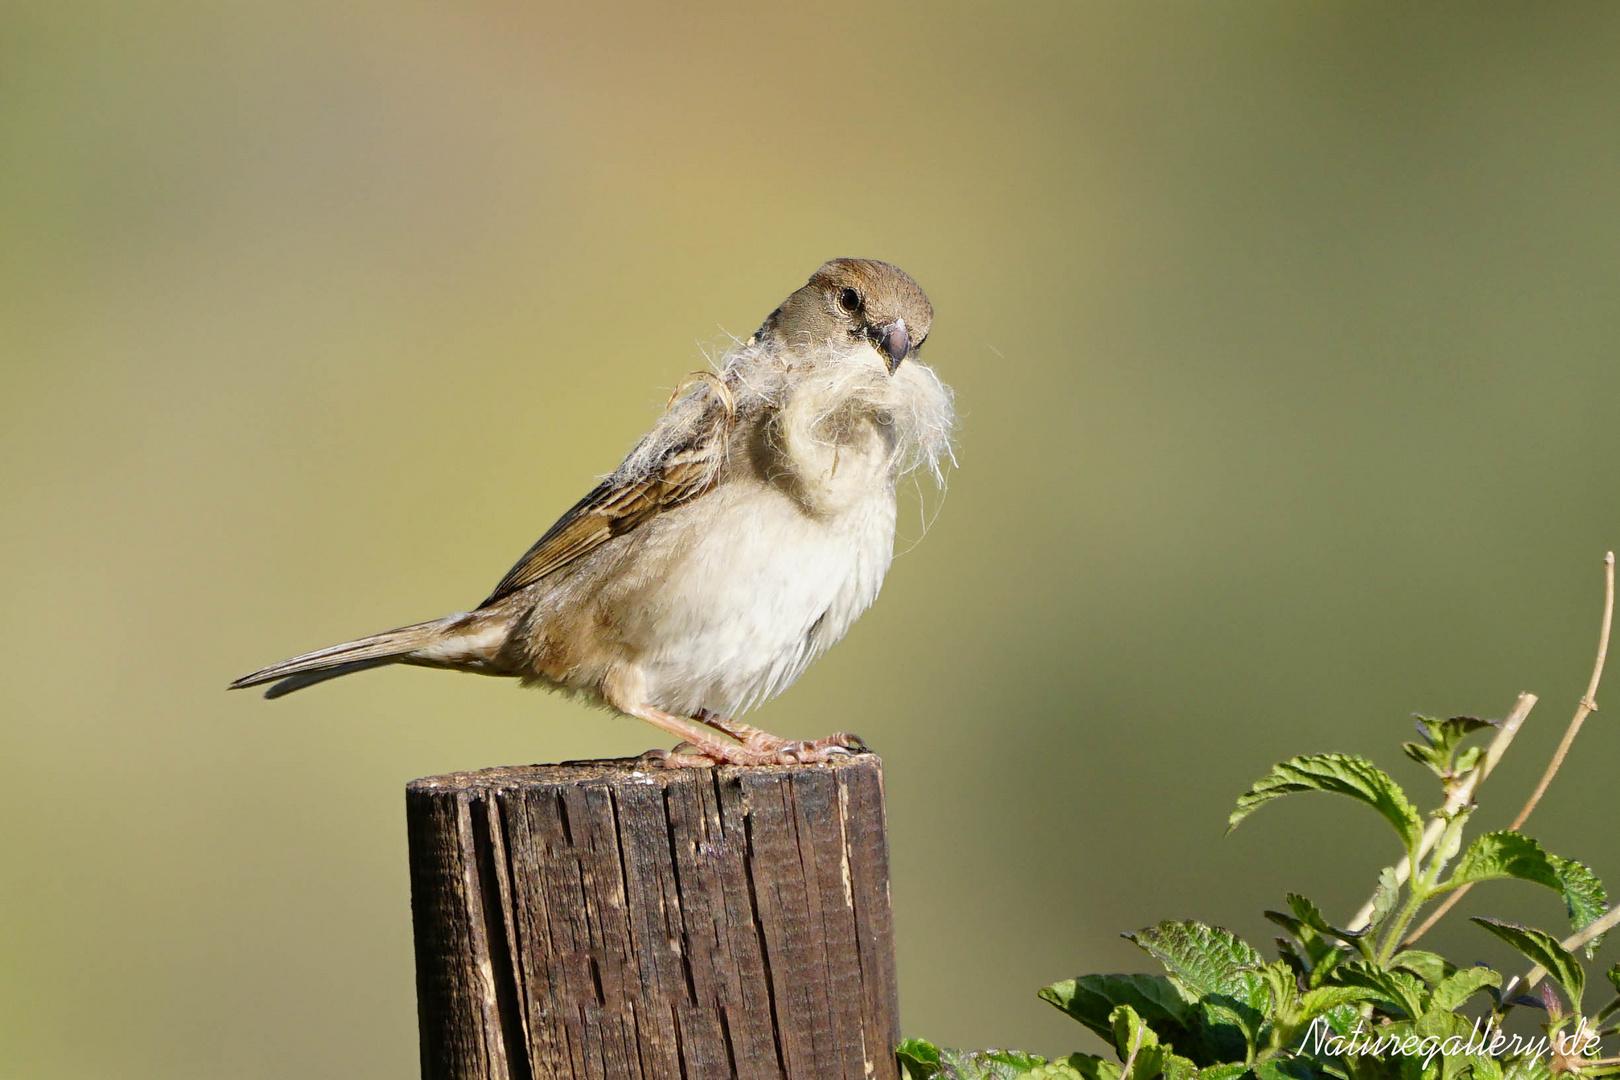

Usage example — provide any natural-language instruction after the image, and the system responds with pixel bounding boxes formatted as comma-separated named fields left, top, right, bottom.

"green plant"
left=900, top=555, right=1620, bottom=1080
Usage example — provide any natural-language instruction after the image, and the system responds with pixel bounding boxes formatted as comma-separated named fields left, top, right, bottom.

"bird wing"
left=478, top=405, right=731, bottom=608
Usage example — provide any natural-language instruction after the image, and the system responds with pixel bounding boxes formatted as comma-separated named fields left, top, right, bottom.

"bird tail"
left=229, top=616, right=481, bottom=699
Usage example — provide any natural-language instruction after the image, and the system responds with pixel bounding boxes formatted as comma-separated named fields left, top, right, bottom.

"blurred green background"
left=6, top=2, right=1620, bottom=1076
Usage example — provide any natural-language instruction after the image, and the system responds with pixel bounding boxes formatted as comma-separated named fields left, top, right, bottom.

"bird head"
left=755, top=258, right=933, bottom=373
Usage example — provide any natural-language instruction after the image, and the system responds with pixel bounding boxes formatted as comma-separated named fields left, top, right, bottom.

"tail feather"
left=260, top=658, right=399, bottom=699
left=229, top=619, right=452, bottom=697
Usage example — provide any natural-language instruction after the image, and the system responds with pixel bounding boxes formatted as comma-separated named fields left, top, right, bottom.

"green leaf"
left=1411, top=1009, right=1480, bottom=1080
left=1195, top=1066, right=1250, bottom=1080
left=1451, top=746, right=1483, bottom=778
left=1331, top=960, right=1429, bottom=1020
left=1470, top=919, right=1584, bottom=1014
left=1550, top=858, right=1608, bottom=957
left=1418, top=714, right=1493, bottom=744
left=1402, top=741, right=1442, bottom=773
left=1298, top=984, right=1381, bottom=1020
left=1127, top=922, right=1267, bottom=1003
left=1389, top=950, right=1452, bottom=986
left=1468, top=1048, right=1504, bottom=1080
left=898, top=1041, right=1065, bottom=1080
left=1127, top=922, right=1270, bottom=1058
left=1427, top=966, right=1501, bottom=1012
left=1040, top=975, right=1198, bottom=1051
left=1260, top=961, right=1299, bottom=1018
left=1270, top=894, right=1362, bottom=984
left=901, top=1046, right=1057, bottom=1080
left=1600, top=964, right=1620, bottom=1025
left=899, top=1038, right=944, bottom=1079
left=1252, top=1060, right=1314, bottom=1080
left=1403, top=716, right=1493, bottom=780
left=1228, top=755, right=1423, bottom=857
left=1499, top=1057, right=1551, bottom=1080
left=1059, top=1055, right=1125, bottom=1080
left=1371, top=867, right=1402, bottom=934
left=1444, top=832, right=1609, bottom=951
left=1288, top=893, right=1368, bottom=946
left=1017, top=1066, right=1084, bottom=1080
left=1110, top=1005, right=1200, bottom=1080
left=971, top=1051, right=1050, bottom=1078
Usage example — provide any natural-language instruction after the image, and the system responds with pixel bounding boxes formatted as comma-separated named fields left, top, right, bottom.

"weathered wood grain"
left=406, top=756, right=900, bottom=1080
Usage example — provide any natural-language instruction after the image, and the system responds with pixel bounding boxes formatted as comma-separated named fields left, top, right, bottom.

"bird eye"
left=838, top=287, right=862, bottom=314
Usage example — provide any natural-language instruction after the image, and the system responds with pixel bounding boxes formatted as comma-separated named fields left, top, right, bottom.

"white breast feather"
left=628, top=339, right=953, bottom=717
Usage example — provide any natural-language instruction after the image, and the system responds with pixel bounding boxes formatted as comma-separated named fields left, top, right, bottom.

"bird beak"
left=878, top=319, right=910, bottom=372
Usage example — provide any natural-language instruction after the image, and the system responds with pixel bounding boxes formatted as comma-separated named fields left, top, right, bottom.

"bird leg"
left=616, top=702, right=865, bottom=767
left=616, top=704, right=758, bottom=766
left=692, top=709, right=869, bottom=760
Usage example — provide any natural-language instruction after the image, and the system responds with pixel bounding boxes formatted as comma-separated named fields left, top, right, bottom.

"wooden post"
left=405, top=756, right=900, bottom=1080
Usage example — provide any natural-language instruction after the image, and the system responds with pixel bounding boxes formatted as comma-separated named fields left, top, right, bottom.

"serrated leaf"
left=899, top=1042, right=1063, bottom=1080
left=1499, top=1056, right=1551, bottom=1080
left=1428, top=966, right=1501, bottom=1012
left=1411, top=1009, right=1478, bottom=1080
left=1268, top=896, right=1354, bottom=982
left=1253, top=1059, right=1315, bottom=1080
left=1041, top=975, right=1199, bottom=1052
left=1444, top=832, right=1608, bottom=954
left=1469, top=1047, right=1504, bottom=1080
left=1275, top=985, right=1383, bottom=1049
left=1195, top=1065, right=1250, bottom=1080
left=1445, top=831, right=1609, bottom=950
left=1288, top=893, right=1368, bottom=944
left=1265, top=910, right=1305, bottom=938
left=1128, top=922, right=1268, bottom=1006
left=1403, top=741, right=1444, bottom=772
left=1406, top=716, right=1494, bottom=782
left=1110, top=1005, right=1200, bottom=1080
left=1299, top=985, right=1381, bottom=1019
left=1332, top=961, right=1430, bottom=1019
left=1550, top=857, right=1608, bottom=956
left=1371, top=867, right=1402, bottom=933
left=937, top=1048, right=1052, bottom=1080
left=1127, top=922, right=1269, bottom=1056
left=1389, top=950, right=1452, bottom=986
left=1470, top=919, right=1584, bottom=1014
left=1127, top=932, right=1263, bottom=1062
left=1274, top=938, right=1307, bottom=980
left=899, top=1038, right=944, bottom=1079
left=1017, top=1066, right=1083, bottom=1080
left=1059, top=1054, right=1125, bottom=1080
left=1415, top=715, right=1493, bottom=745
left=1260, top=961, right=1300, bottom=1027
left=1229, top=755, right=1423, bottom=857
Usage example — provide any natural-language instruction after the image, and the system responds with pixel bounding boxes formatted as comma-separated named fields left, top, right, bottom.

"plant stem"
left=1377, top=887, right=1427, bottom=966
left=1403, top=552, right=1615, bottom=947
left=1345, top=692, right=1537, bottom=932
left=1509, top=551, right=1614, bottom=832
left=1375, top=811, right=1466, bottom=965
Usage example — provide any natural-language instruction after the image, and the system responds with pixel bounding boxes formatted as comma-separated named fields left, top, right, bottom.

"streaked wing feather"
left=478, top=431, right=724, bottom=607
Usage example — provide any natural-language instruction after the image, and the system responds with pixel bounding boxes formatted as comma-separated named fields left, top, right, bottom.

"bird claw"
left=639, top=743, right=723, bottom=769
left=640, top=731, right=871, bottom=769
left=744, top=729, right=870, bottom=763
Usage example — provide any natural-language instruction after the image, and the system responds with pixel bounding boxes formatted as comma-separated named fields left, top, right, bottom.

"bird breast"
left=624, top=418, right=899, bottom=718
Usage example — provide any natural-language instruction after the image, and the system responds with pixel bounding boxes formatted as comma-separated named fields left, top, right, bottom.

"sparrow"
left=231, top=258, right=955, bottom=766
